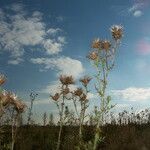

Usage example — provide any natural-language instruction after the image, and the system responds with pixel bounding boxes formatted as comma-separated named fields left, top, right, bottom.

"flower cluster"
left=50, top=75, right=75, bottom=102
left=0, top=75, right=26, bottom=113
left=0, top=91, right=26, bottom=113
left=88, top=25, right=123, bottom=61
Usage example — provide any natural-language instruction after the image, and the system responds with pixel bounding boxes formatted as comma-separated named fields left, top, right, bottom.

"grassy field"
left=1, top=124, right=150, bottom=150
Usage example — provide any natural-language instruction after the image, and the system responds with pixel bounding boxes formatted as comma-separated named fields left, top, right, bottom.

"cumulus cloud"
left=43, top=38, right=65, bottom=55
left=30, top=56, right=85, bottom=79
left=112, top=87, right=150, bottom=101
left=133, top=10, right=143, bottom=17
left=0, top=3, right=65, bottom=64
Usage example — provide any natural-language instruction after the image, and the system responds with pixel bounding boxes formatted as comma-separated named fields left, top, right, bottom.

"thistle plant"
left=87, top=25, right=123, bottom=150
left=50, top=75, right=74, bottom=150
left=27, top=92, right=38, bottom=125
left=71, top=76, right=91, bottom=147
left=0, top=74, right=6, bottom=117
left=0, top=74, right=26, bottom=150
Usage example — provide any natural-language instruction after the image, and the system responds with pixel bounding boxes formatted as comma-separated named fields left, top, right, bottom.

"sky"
left=0, top=0, right=150, bottom=122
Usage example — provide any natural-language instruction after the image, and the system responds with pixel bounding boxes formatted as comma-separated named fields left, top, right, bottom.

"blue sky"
left=1, top=0, right=150, bottom=122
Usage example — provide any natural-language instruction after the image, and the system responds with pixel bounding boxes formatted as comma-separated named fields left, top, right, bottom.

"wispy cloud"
left=112, top=1, right=148, bottom=18
left=128, top=2, right=144, bottom=17
left=112, top=87, right=150, bottom=101
left=0, top=3, right=65, bottom=64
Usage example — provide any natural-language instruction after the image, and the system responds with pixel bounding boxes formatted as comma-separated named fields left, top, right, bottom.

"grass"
left=1, top=124, right=150, bottom=150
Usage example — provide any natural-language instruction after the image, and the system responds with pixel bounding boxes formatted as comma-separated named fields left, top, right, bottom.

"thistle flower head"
left=13, top=100, right=26, bottom=113
left=0, top=74, right=6, bottom=86
left=102, top=40, right=111, bottom=50
left=50, top=93, right=60, bottom=101
left=61, top=87, right=70, bottom=95
left=0, top=91, right=10, bottom=107
left=80, top=93, right=87, bottom=101
left=87, top=51, right=98, bottom=60
left=80, top=76, right=92, bottom=87
left=92, top=38, right=102, bottom=49
left=0, top=91, right=26, bottom=112
left=59, top=75, right=74, bottom=85
left=74, top=88, right=83, bottom=97
left=110, top=25, right=123, bottom=40
left=0, top=91, right=15, bottom=107
left=9, top=92, right=18, bottom=101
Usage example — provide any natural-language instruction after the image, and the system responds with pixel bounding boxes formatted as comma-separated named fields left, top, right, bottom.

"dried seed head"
left=80, top=76, right=92, bottom=87
left=0, top=90, right=26, bottom=113
left=110, top=25, right=123, bottom=40
left=0, top=91, right=10, bottom=107
left=102, top=40, right=111, bottom=50
left=74, top=88, right=83, bottom=97
left=61, top=87, right=70, bottom=95
left=50, top=93, right=60, bottom=101
left=0, top=91, right=16, bottom=107
left=59, top=75, right=74, bottom=85
left=80, top=93, right=87, bottom=101
left=92, top=38, right=102, bottom=49
left=0, top=74, right=6, bottom=86
left=9, top=92, right=18, bottom=101
left=12, top=100, right=26, bottom=113
left=87, top=51, right=98, bottom=60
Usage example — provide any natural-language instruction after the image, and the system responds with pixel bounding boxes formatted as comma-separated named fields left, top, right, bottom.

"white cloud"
left=34, top=99, right=51, bottom=105
left=87, top=92, right=98, bottom=100
left=115, top=104, right=130, bottom=109
left=112, top=87, right=150, bottom=101
left=47, top=28, right=61, bottom=35
left=43, top=38, right=65, bottom=55
left=133, top=10, right=143, bottom=17
left=8, top=58, right=24, bottom=65
left=30, top=56, right=85, bottom=79
left=0, top=4, right=65, bottom=64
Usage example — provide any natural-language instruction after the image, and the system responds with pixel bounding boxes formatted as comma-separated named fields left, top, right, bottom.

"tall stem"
left=56, top=85, right=65, bottom=150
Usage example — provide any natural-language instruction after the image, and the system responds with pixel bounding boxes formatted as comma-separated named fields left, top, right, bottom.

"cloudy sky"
left=1, top=0, right=150, bottom=121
